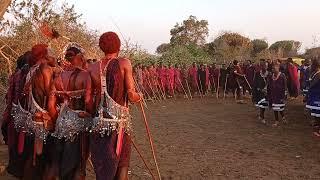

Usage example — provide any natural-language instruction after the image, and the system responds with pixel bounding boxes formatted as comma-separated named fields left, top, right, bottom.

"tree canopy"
left=170, top=15, right=209, bottom=46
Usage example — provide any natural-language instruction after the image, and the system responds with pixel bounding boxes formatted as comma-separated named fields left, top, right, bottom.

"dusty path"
left=1, top=97, right=320, bottom=179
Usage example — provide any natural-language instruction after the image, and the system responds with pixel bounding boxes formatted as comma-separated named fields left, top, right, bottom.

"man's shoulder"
left=117, top=57, right=132, bottom=68
left=88, top=61, right=100, bottom=71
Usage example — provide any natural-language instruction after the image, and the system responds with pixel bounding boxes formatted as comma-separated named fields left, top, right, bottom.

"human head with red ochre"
left=99, top=32, right=121, bottom=55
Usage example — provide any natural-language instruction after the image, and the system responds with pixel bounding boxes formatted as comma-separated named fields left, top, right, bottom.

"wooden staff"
left=155, top=79, right=165, bottom=100
left=185, top=79, right=193, bottom=99
left=147, top=78, right=159, bottom=102
left=152, top=78, right=163, bottom=101
left=131, top=139, right=156, bottom=180
left=142, top=83, right=155, bottom=104
left=178, top=78, right=189, bottom=99
left=216, top=75, right=220, bottom=99
left=235, top=78, right=242, bottom=101
left=133, top=78, right=148, bottom=108
left=198, top=76, right=203, bottom=98
left=223, top=74, right=229, bottom=100
left=139, top=101, right=162, bottom=180
left=243, top=75, right=252, bottom=90
left=159, top=79, right=167, bottom=99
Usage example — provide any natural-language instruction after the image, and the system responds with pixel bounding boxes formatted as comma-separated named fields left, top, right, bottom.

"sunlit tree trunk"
left=0, top=0, right=12, bottom=19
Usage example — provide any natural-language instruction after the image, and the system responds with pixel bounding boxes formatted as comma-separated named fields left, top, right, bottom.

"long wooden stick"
left=147, top=78, right=160, bottom=102
left=197, top=76, right=203, bottom=98
left=185, top=79, right=193, bottom=99
left=152, top=78, right=163, bottom=101
left=159, top=79, right=166, bottom=99
left=139, top=102, right=162, bottom=180
left=131, top=139, right=156, bottom=180
left=178, top=78, right=189, bottom=99
left=223, top=74, right=229, bottom=100
left=133, top=78, right=148, bottom=108
left=216, top=75, right=220, bottom=99
left=243, top=75, right=252, bottom=90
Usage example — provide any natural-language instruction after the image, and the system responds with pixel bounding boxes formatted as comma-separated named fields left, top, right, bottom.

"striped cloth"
left=272, top=103, right=285, bottom=111
left=255, top=98, right=269, bottom=109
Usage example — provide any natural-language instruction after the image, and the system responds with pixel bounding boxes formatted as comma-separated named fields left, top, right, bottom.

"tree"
left=304, top=47, right=320, bottom=59
left=251, top=39, right=268, bottom=56
left=156, top=43, right=170, bottom=54
left=0, top=1, right=100, bottom=83
left=211, top=32, right=253, bottom=63
left=269, top=40, right=301, bottom=57
left=170, top=15, right=209, bottom=46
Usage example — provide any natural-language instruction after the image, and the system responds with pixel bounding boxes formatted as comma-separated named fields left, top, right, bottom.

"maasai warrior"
left=220, top=64, right=229, bottom=92
left=230, top=60, right=245, bottom=103
left=198, top=64, right=207, bottom=95
left=267, top=60, right=287, bottom=127
left=252, top=59, right=270, bottom=124
left=46, top=44, right=93, bottom=179
left=157, top=63, right=167, bottom=97
left=148, top=64, right=159, bottom=98
left=188, top=62, right=198, bottom=95
left=13, top=44, right=56, bottom=180
left=167, top=64, right=175, bottom=97
left=209, top=63, right=220, bottom=93
left=2, top=52, right=31, bottom=178
left=244, top=60, right=255, bottom=95
left=306, top=58, right=320, bottom=136
left=89, top=32, right=141, bottom=180
left=285, top=58, right=300, bottom=98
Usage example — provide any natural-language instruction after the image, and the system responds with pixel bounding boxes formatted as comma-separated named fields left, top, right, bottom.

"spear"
left=139, top=101, right=162, bottom=180
left=197, top=76, right=203, bottom=98
left=216, top=74, right=220, bottom=99
left=147, top=78, right=160, bottom=102
left=185, top=79, right=193, bottom=99
left=151, top=78, right=163, bottom=101
left=178, top=78, right=189, bottom=99
left=223, top=74, right=229, bottom=100
left=133, top=77, right=148, bottom=108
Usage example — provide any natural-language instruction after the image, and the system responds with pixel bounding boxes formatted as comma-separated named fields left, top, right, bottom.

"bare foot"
left=272, top=121, right=279, bottom=127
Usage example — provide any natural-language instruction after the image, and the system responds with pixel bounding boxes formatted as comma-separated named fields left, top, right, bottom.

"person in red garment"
left=157, top=63, right=167, bottom=97
left=45, top=44, right=93, bottom=180
left=286, top=58, right=300, bottom=98
left=188, top=62, right=199, bottom=95
left=1, top=52, right=31, bottom=178
left=89, top=32, right=141, bottom=180
left=14, top=44, right=56, bottom=180
left=174, top=64, right=183, bottom=94
left=209, top=63, right=220, bottom=93
left=230, top=60, right=246, bottom=103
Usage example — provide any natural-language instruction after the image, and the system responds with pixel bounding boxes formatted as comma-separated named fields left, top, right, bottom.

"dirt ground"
left=1, top=96, right=320, bottom=180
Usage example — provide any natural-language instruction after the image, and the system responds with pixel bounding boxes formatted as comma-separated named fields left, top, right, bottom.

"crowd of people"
left=133, top=60, right=253, bottom=102
left=133, top=57, right=320, bottom=130
left=1, top=29, right=320, bottom=180
left=1, top=32, right=142, bottom=180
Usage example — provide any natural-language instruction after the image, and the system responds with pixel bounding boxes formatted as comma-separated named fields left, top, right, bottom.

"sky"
left=67, top=0, right=320, bottom=54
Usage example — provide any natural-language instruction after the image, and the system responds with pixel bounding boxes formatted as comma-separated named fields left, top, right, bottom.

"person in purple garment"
left=267, top=60, right=287, bottom=127
left=306, top=58, right=320, bottom=136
